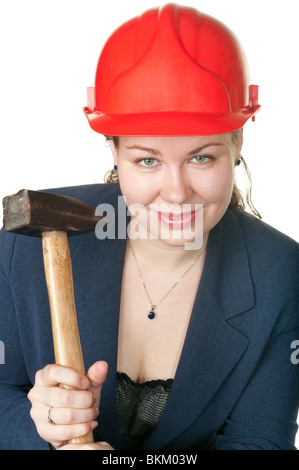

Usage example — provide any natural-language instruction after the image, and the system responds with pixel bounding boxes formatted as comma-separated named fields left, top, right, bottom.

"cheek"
left=118, top=170, right=158, bottom=208
left=196, top=166, right=234, bottom=203
left=199, top=165, right=234, bottom=233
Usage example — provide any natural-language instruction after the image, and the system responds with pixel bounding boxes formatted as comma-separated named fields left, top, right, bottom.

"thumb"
left=86, top=361, right=108, bottom=408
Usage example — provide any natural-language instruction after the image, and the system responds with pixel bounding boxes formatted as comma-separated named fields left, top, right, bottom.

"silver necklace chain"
left=128, top=240, right=207, bottom=319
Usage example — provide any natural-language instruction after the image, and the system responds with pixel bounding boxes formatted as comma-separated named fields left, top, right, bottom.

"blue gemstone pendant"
left=148, top=306, right=156, bottom=319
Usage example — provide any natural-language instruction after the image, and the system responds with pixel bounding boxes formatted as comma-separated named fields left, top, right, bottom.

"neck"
left=127, top=234, right=209, bottom=274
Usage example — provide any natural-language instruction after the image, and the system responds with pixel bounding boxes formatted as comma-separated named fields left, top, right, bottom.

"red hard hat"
left=84, top=3, right=260, bottom=136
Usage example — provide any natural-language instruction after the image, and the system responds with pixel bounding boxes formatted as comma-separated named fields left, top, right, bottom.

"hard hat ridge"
left=84, top=3, right=261, bottom=136
left=108, top=3, right=231, bottom=115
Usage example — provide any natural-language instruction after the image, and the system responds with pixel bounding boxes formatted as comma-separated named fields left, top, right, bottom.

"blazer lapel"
left=140, top=210, right=255, bottom=449
left=95, top=234, right=128, bottom=449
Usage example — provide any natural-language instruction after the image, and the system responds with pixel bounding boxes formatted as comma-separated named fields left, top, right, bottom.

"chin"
left=161, top=237, right=204, bottom=251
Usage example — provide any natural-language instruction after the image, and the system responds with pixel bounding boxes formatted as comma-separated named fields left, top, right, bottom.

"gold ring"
left=47, top=406, right=54, bottom=425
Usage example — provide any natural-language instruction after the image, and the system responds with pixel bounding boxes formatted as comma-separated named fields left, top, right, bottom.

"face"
left=111, top=133, right=242, bottom=249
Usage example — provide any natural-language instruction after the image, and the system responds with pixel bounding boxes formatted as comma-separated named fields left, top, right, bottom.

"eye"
left=189, top=154, right=214, bottom=165
left=138, top=158, right=158, bottom=167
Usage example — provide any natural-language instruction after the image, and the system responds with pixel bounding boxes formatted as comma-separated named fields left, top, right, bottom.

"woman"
left=0, top=4, right=298, bottom=450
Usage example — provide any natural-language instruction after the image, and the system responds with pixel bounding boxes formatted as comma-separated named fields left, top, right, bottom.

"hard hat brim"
left=83, top=108, right=260, bottom=137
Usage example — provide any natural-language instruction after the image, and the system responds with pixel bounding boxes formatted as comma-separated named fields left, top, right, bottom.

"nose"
left=160, top=166, right=192, bottom=204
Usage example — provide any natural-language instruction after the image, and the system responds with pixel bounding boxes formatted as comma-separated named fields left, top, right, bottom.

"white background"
left=0, top=0, right=298, bottom=447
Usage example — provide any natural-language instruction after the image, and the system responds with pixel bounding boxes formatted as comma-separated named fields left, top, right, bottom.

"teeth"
left=157, top=210, right=196, bottom=222
left=169, top=213, right=189, bottom=220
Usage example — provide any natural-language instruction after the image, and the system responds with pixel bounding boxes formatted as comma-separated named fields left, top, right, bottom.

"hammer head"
left=3, top=189, right=105, bottom=236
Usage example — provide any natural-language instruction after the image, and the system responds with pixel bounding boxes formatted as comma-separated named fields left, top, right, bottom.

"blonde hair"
left=104, top=133, right=261, bottom=219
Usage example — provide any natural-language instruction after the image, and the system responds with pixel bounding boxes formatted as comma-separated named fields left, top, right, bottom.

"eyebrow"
left=125, top=145, right=161, bottom=155
left=125, top=143, right=223, bottom=156
left=186, top=143, right=224, bottom=156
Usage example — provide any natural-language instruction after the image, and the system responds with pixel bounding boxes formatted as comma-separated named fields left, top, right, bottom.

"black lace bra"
left=116, top=371, right=173, bottom=449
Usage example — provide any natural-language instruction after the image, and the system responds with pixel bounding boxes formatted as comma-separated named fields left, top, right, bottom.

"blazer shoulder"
left=230, top=209, right=299, bottom=292
left=232, top=209, right=298, bottom=251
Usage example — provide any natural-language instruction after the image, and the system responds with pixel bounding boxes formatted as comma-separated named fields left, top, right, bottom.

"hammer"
left=2, top=189, right=106, bottom=444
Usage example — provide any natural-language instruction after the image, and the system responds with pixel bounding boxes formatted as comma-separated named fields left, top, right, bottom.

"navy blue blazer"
left=0, top=184, right=298, bottom=450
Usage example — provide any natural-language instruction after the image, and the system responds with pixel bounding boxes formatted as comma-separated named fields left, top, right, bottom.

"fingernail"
left=91, top=420, right=98, bottom=429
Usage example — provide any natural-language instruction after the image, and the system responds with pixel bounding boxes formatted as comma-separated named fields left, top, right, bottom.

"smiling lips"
left=157, top=209, right=200, bottom=227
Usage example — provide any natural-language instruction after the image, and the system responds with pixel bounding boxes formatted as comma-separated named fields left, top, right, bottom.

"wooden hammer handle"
left=42, top=231, right=94, bottom=444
